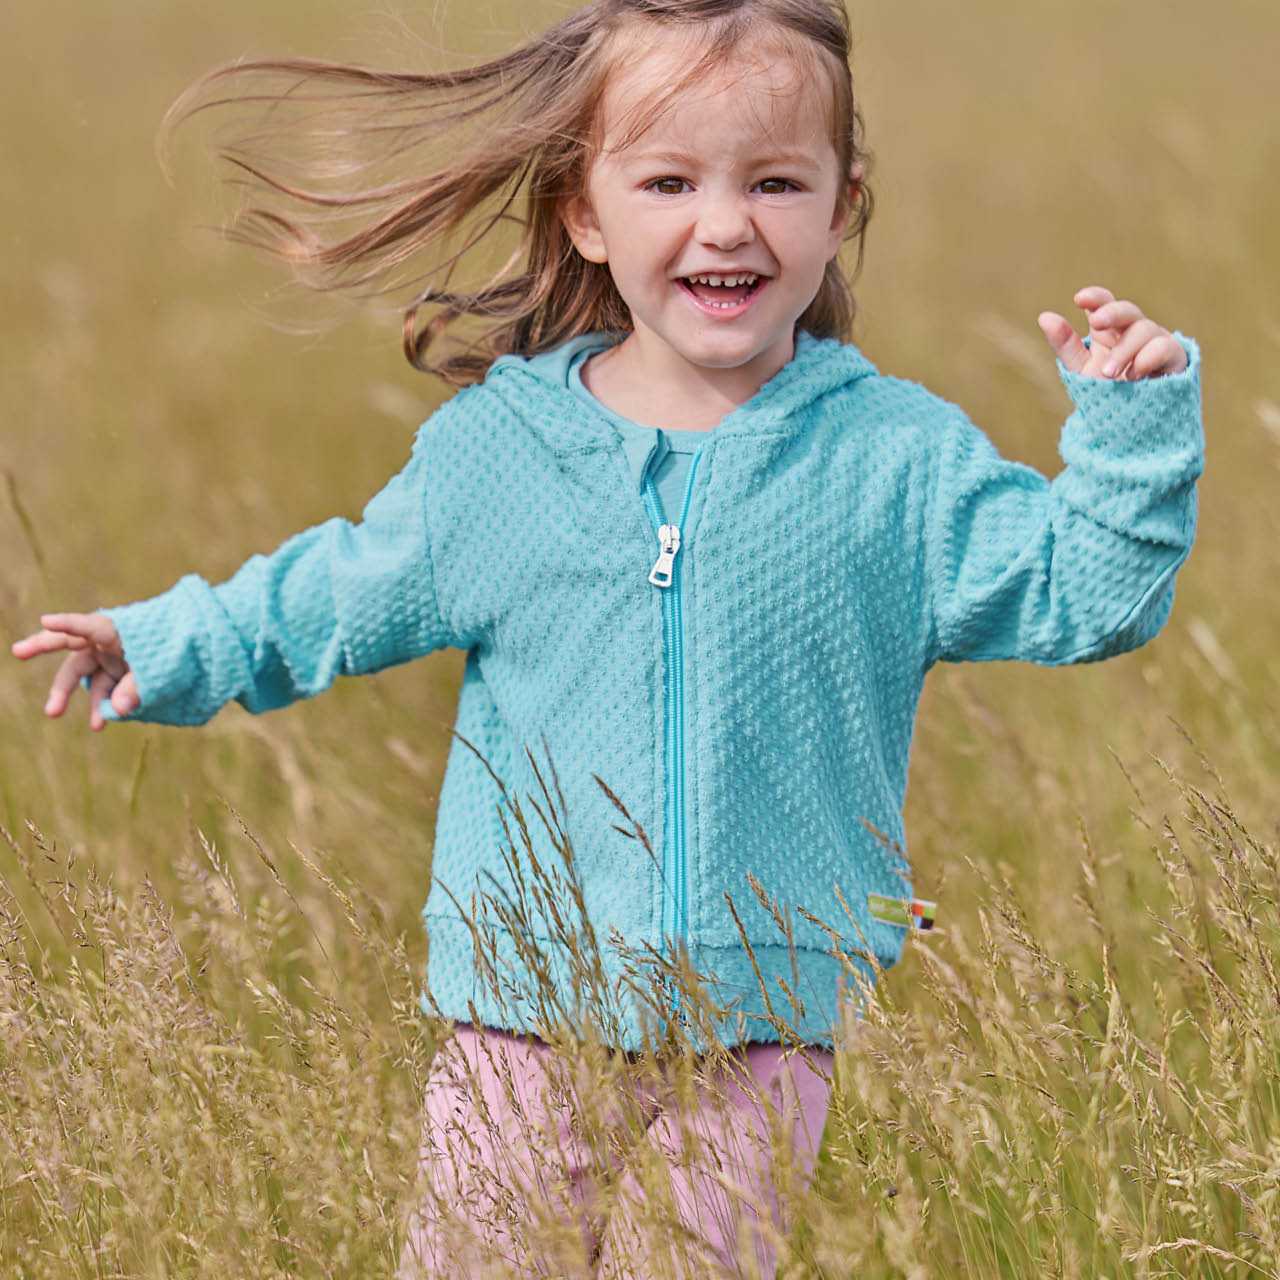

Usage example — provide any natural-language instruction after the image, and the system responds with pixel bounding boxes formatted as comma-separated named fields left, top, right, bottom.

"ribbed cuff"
left=1054, top=332, right=1202, bottom=461
left=82, top=575, right=219, bottom=725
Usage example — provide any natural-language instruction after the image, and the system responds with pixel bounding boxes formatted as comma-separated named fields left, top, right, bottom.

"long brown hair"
left=160, top=0, right=875, bottom=388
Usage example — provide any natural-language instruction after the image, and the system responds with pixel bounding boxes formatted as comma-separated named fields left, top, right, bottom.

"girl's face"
left=561, top=29, right=858, bottom=386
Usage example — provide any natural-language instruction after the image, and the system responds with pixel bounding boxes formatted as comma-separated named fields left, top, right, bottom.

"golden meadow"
left=2, top=0, right=1278, bottom=1275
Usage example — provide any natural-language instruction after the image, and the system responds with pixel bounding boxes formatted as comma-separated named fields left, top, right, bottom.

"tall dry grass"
left=3, top=0, right=1279, bottom=1274
left=4, top=732, right=1280, bottom=1276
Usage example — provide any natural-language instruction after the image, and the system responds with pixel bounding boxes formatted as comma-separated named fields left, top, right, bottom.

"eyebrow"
left=623, top=147, right=824, bottom=170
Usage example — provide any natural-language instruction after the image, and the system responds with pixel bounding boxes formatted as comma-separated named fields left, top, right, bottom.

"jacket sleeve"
left=922, top=332, right=1203, bottom=668
left=93, top=420, right=461, bottom=726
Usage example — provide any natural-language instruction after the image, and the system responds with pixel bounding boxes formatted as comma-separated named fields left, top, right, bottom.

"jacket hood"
left=485, top=328, right=879, bottom=453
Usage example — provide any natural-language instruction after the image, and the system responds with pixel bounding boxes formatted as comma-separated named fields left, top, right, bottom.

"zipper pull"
left=648, top=523, right=681, bottom=588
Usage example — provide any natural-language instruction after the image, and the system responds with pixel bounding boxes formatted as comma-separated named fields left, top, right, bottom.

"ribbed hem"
left=415, top=914, right=882, bottom=1055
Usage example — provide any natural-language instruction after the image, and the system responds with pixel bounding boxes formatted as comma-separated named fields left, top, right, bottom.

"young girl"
left=12, top=0, right=1203, bottom=1275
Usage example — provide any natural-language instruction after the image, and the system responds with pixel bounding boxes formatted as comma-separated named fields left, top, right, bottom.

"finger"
left=88, top=669, right=115, bottom=732
left=1087, top=299, right=1144, bottom=335
left=38, top=612, right=122, bottom=656
left=1101, top=319, right=1164, bottom=378
left=1037, top=312, right=1090, bottom=372
left=97, top=647, right=129, bottom=681
left=1073, top=285, right=1116, bottom=313
left=1129, top=333, right=1187, bottom=380
left=111, top=671, right=141, bottom=717
left=11, top=628, right=92, bottom=660
left=45, top=650, right=99, bottom=717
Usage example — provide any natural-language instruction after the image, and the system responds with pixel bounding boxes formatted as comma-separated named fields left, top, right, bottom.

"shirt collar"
left=485, top=328, right=878, bottom=454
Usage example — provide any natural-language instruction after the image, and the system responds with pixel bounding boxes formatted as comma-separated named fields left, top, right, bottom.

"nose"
left=693, top=189, right=755, bottom=251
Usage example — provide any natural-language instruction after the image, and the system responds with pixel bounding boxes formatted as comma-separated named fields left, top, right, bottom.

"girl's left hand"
left=1037, top=285, right=1188, bottom=380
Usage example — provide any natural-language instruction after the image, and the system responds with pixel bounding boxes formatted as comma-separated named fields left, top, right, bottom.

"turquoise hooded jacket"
left=93, top=327, right=1204, bottom=1053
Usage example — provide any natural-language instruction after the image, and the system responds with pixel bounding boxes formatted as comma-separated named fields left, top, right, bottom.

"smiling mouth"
left=676, top=276, right=769, bottom=313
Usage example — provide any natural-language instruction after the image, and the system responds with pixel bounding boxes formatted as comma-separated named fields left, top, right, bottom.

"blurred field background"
left=2, top=0, right=1278, bottom=1275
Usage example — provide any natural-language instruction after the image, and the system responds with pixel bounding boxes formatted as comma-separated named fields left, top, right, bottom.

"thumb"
left=111, top=670, right=141, bottom=717
left=1037, top=311, right=1089, bottom=373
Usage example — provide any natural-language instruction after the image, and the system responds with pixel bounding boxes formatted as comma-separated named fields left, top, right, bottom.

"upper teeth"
left=687, top=273, right=759, bottom=287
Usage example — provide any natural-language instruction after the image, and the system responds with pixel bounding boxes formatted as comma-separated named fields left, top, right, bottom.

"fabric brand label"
left=867, top=893, right=936, bottom=930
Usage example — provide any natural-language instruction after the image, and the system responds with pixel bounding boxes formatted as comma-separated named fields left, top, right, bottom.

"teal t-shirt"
left=565, top=343, right=715, bottom=524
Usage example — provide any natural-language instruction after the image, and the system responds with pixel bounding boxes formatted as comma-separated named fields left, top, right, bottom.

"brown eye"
left=647, top=178, right=688, bottom=196
left=757, top=179, right=796, bottom=195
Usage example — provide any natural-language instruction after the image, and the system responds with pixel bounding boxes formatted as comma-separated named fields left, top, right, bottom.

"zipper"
left=642, top=443, right=703, bottom=1040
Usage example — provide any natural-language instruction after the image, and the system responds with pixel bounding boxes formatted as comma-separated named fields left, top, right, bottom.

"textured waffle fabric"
left=93, top=326, right=1205, bottom=1053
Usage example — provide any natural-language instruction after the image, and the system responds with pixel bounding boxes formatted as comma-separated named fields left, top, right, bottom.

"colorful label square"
left=868, top=892, right=936, bottom=930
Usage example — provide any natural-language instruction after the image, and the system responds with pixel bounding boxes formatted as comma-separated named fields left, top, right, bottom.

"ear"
left=560, top=190, right=609, bottom=265
left=825, top=161, right=865, bottom=256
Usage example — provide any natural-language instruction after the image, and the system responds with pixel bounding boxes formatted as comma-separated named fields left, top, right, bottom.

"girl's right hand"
left=10, top=612, right=140, bottom=731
